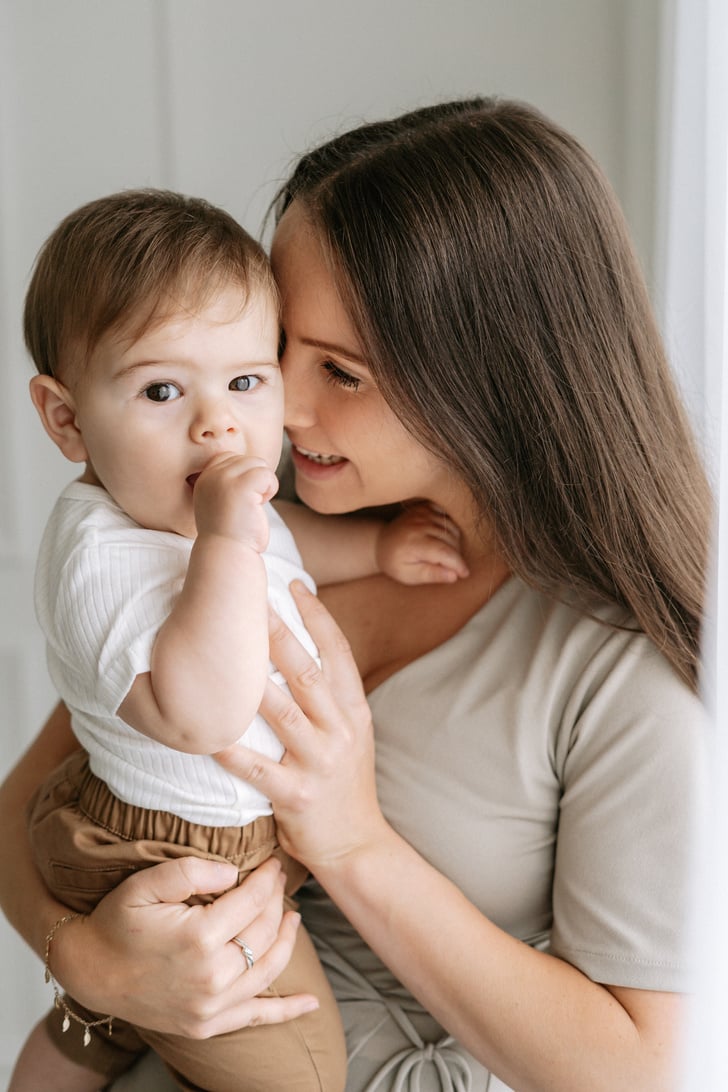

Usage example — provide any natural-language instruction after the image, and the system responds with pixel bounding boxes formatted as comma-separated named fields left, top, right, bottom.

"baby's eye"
left=143, top=382, right=181, bottom=402
left=229, top=375, right=260, bottom=392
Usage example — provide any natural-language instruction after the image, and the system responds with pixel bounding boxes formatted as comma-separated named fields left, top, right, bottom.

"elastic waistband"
left=68, top=751, right=278, bottom=862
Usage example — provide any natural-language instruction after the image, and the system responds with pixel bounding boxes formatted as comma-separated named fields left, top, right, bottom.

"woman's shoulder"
left=376, top=575, right=705, bottom=743
left=487, top=578, right=698, bottom=701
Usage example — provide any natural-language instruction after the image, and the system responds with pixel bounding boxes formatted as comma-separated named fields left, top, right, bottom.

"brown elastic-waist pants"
left=28, top=751, right=346, bottom=1091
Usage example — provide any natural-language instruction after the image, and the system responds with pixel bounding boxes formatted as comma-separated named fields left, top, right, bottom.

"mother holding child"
left=1, top=96, right=710, bottom=1091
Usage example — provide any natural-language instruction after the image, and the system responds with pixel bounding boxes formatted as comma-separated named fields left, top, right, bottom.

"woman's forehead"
left=272, top=206, right=343, bottom=307
left=271, top=201, right=320, bottom=269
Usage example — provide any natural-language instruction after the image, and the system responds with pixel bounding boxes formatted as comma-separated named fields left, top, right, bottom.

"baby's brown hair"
left=24, top=188, right=275, bottom=382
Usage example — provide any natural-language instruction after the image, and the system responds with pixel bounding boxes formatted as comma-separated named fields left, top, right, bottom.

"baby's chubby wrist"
left=191, top=529, right=270, bottom=576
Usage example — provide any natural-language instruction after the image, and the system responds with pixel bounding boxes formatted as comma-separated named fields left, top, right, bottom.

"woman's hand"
left=51, top=856, right=319, bottom=1038
left=216, top=580, right=387, bottom=873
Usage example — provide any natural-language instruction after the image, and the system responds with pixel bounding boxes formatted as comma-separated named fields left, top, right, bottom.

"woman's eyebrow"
left=300, top=336, right=366, bottom=365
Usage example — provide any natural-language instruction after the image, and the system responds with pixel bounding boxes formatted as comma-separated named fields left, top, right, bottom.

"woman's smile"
left=291, top=443, right=346, bottom=466
left=289, top=441, right=349, bottom=481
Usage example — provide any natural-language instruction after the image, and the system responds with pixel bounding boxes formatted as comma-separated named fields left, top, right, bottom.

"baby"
left=10, top=189, right=466, bottom=1092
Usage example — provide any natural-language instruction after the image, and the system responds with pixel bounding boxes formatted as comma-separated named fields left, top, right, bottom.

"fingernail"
left=302, top=999, right=320, bottom=1013
left=290, top=579, right=310, bottom=595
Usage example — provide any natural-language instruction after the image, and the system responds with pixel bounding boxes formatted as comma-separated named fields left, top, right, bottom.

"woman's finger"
left=189, top=913, right=321, bottom=1038
left=222, top=908, right=302, bottom=997
left=123, top=854, right=240, bottom=908
left=160, top=910, right=320, bottom=1040
left=121, top=856, right=297, bottom=988
left=215, top=705, right=301, bottom=803
left=209, top=858, right=287, bottom=953
left=287, top=580, right=369, bottom=705
left=198, top=989, right=321, bottom=1040
left=262, top=599, right=367, bottom=758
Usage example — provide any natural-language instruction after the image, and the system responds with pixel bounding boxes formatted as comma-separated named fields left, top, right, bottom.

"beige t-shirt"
left=300, top=577, right=706, bottom=1090
left=115, top=577, right=705, bottom=1092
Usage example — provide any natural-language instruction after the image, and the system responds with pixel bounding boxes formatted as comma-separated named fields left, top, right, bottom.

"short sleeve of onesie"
left=35, top=482, right=191, bottom=718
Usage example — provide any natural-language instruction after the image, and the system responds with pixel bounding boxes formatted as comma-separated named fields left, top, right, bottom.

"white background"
left=3, top=0, right=721, bottom=1086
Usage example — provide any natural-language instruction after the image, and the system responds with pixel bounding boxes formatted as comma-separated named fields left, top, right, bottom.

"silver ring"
left=232, top=937, right=255, bottom=971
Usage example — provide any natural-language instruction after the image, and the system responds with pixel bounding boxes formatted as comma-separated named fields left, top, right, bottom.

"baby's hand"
left=376, top=502, right=469, bottom=585
left=193, top=453, right=278, bottom=552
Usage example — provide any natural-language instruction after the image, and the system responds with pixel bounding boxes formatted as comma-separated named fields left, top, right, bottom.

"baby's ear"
left=29, top=374, right=88, bottom=463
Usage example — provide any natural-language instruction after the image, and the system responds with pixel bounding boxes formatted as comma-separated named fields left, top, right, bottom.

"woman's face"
left=271, top=202, right=455, bottom=515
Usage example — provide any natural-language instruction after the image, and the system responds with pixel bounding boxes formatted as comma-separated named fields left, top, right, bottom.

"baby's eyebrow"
left=111, top=359, right=168, bottom=379
left=113, top=358, right=281, bottom=379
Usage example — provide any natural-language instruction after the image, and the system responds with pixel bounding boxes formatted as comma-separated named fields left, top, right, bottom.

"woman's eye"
left=322, top=361, right=361, bottom=391
left=143, top=382, right=181, bottom=402
left=229, top=375, right=260, bottom=392
left=278, top=330, right=287, bottom=359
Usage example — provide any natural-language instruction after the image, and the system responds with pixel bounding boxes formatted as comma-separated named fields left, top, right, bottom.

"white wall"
left=0, top=0, right=662, bottom=1082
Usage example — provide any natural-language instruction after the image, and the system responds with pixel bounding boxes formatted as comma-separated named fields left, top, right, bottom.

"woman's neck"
left=424, top=477, right=501, bottom=569
left=321, top=546, right=511, bottom=692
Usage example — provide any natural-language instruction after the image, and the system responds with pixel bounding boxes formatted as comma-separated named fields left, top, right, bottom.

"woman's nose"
left=282, top=355, right=317, bottom=428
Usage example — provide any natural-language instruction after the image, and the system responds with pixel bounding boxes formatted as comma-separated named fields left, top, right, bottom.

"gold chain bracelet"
left=44, top=913, right=113, bottom=1047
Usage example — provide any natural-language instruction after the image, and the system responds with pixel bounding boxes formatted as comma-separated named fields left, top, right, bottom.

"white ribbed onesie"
left=34, top=480, right=317, bottom=826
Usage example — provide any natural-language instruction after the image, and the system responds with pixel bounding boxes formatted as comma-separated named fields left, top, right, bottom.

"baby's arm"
left=118, top=453, right=277, bottom=754
left=277, top=499, right=469, bottom=586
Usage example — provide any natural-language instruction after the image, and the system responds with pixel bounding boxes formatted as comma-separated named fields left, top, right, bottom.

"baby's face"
left=72, top=285, right=282, bottom=537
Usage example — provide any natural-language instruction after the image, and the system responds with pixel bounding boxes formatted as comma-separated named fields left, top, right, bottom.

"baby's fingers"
left=398, top=537, right=469, bottom=583
left=422, top=538, right=469, bottom=579
left=406, top=561, right=461, bottom=584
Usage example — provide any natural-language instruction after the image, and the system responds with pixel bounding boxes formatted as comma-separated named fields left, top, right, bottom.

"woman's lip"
left=186, top=472, right=201, bottom=489
left=290, top=444, right=349, bottom=479
left=292, top=443, right=345, bottom=465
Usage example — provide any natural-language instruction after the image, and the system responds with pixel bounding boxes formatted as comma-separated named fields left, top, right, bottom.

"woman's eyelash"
left=322, top=361, right=361, bottom=390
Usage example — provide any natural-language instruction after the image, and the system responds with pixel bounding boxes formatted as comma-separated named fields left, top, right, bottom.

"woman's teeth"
left=295, top=445, right=344, bottom=465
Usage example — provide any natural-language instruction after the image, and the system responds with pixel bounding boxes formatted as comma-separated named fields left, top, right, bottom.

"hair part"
left=24, top=188, right=276, bottom=383
left=276, top=97, right=712, bottom=690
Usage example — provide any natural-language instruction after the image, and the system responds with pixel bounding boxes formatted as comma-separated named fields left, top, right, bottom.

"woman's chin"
left=295, top=478, right=354, bottom=514
left=291, top=451, right=357, bottom=512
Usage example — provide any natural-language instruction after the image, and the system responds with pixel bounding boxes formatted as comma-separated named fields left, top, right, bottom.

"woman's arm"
left=216, top=583, right=683, bottom=1092
left=0, top=702, right=79, bottom=953
left=0, top=703, right=320, bottom=1036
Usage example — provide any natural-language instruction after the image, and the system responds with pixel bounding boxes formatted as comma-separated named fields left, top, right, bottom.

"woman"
left=1, top=97, right=709, bottom=1090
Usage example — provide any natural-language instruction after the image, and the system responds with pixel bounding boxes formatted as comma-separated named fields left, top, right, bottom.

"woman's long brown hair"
left=275, top=97, right=712, bottom=691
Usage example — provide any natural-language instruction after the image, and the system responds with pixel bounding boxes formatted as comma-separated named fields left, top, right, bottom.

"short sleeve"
left=45, top=534, right=190, bottom=718
left=549, top=636, right=707, bottom=990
